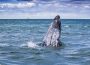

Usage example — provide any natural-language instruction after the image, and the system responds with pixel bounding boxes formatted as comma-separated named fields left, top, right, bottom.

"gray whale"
left=43, top=15, right=62, bottom=47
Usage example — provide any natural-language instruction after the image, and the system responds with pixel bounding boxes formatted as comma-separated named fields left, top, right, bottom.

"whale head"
left=54, top=15, right=60, bottom=20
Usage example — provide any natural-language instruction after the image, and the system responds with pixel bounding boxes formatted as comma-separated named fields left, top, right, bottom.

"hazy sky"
left=0, top=0, right=90, bottom=19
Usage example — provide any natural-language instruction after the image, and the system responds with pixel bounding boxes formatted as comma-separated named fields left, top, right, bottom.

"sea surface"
left=0, top=19, right=90, bottom=65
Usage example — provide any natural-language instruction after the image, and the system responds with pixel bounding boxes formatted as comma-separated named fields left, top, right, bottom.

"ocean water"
left=0, top=19, right=90, bottom=65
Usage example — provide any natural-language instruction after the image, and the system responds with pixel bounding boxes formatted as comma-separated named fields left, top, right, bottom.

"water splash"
left=27, top=41, right=39, bottom=48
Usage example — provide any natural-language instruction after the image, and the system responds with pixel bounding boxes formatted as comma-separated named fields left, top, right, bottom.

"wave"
left=64, top=25, right=70, bottom=28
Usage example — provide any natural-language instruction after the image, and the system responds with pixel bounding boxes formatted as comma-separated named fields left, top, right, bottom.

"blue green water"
left=0, top=19, right=90, bottom=65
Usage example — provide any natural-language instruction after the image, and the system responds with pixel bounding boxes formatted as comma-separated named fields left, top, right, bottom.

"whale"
left=42, top=15, right=62, bottom=47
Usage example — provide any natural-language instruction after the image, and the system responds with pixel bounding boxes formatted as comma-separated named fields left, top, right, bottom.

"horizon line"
left=0, top=18, right=90, bottom=20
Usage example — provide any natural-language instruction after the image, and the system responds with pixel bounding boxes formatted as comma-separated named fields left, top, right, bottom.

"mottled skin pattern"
left=42, top=15, right=62, bottom=47
left=52, top=15, right=61, bottom=47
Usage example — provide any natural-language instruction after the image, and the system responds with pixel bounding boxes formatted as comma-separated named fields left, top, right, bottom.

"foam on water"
left=20, top=41, right=40, bottom=49
left=27, top=41, right=39, bottom=48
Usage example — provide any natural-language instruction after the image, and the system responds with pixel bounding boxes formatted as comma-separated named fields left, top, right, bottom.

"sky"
left=0, top=0, right=90, bottom=19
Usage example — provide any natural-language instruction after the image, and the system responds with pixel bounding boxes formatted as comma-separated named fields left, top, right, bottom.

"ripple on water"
left=0, top=19, right=90, bottom=65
